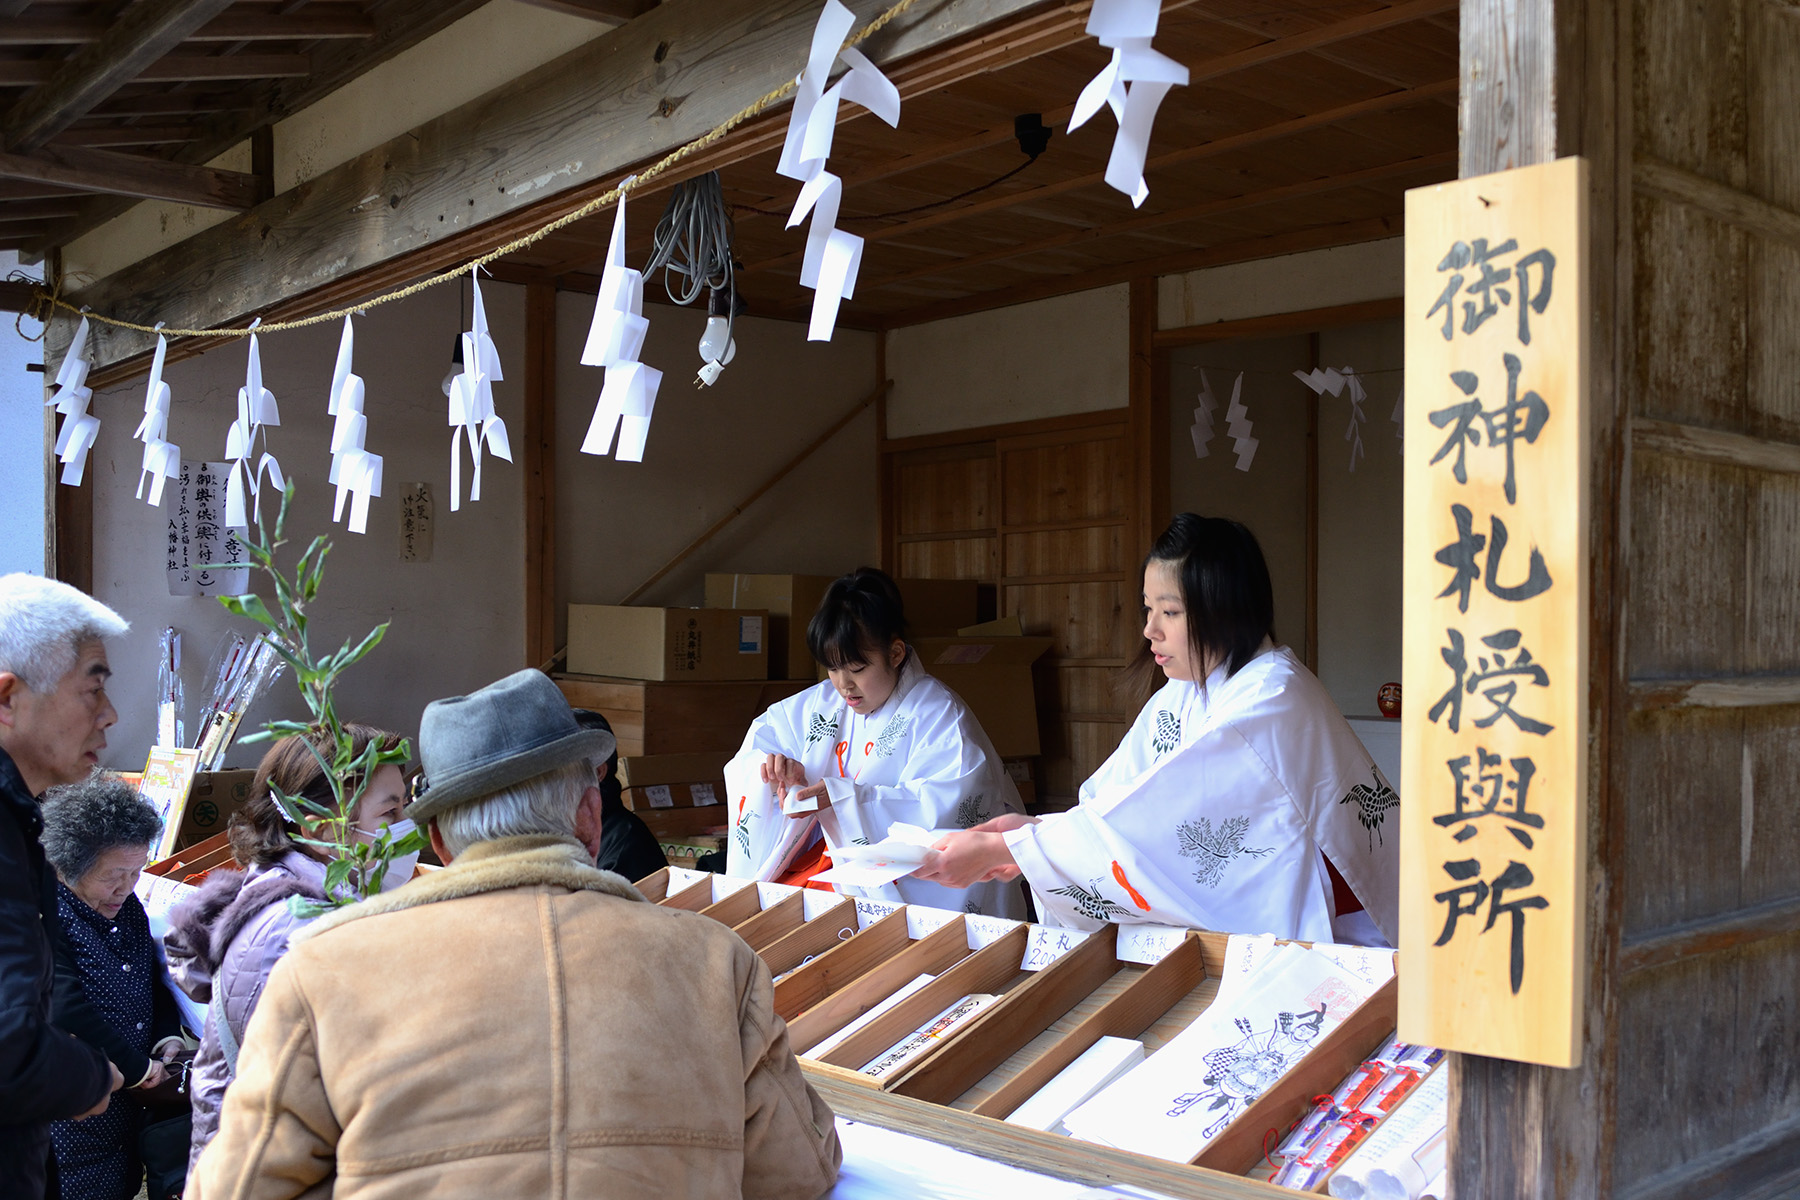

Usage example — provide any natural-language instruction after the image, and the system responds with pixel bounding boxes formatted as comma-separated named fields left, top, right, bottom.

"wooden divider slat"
left=783, top=918, right=972, bottom=1041
left=761, top=900, right=858, bottom=980
left=733, top=891, right=805, bottom=951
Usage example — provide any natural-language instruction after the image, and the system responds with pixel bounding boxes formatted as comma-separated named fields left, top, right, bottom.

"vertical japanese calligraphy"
left=167, top=460, right=249, bottom=598
left=1399, top=158, right=1589, bottom=1069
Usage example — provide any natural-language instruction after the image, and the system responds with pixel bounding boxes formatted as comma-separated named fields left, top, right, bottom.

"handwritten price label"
left=1022, top=925, right=1090, bottom=971
left=964, top=914, right=1023, bottom=951
left=666, top=866, right=711, bottom=893
left=689, top=783, right=719, bottom=806
left=644, top=784, right=674, bottom=809
left=905, top=905, right=962, bottom=940
left=855, top=898, right=903, bottom=930
left=1116, top=924, right=1190, bottom=965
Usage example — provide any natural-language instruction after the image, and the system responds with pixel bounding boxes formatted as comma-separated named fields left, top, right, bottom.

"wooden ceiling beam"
left=742, top=77, right=1455, bottom=279
left=85, top=92, right=255, bottom=118
left=0, top=55, right=315, bottom=89
left=0, top=7, right=377, bottom=45
left=876, top=216, right=1400, bottom=329
left=26, top=0, right=493, bottom=257
left=49, top=124, right=200, bottom=149
left=1, top=0, right=240, bottom=153
left=512, top=0, right=659, bottom=20
left=0, top=143, right=257, bottom=209
left=0, top=179, right=89, bottom=200
left=763, top=150, right=1452, bottom=312
left=0, top=197, right=85, bottom=220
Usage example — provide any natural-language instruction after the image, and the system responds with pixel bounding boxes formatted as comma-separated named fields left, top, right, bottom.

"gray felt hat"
left=408, top=669, right=615, bottom=824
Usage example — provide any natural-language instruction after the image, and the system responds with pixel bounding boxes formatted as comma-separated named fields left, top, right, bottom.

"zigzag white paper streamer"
left=1294, top=365, right=1369, bottom=471
left=133, top=325, right=180, bottom=505
left=1067, top=0, right=1189, bottom=208
left=1224, top=372, right=1257, bottom=472
left=46, top=316, right=100, bottom=487
left=580, top=186, right=663, bottom=463
left=326, top=317, right=383, bottom=534
left=776, top=0, right=900, bottom=342
left=1190, top=369, right=1218, bottom=458
left=224, top=321, right=284, bottom=528
left=446, top=269, right=512, bottom=510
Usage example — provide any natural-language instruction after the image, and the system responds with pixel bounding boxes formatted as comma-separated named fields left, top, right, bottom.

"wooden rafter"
left=0, top=143, right=257, bottom=209
left=513, top=0, right=658, bottom=20
left=1, top=0, right=240, bottom=153
left=25, top=0, right=493, bottom=257
left=0, top=54, right=314, bottom=89
left=49, top=125, right=201, bottom=149
left=0, top=8, right=377, bottom=44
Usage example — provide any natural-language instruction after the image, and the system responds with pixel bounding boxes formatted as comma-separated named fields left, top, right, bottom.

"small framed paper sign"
left=139, top=746, right=200, bottom=860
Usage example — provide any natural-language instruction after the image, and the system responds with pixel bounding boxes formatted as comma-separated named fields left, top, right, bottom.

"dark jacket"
left=0, top=745, right=112, bottom=1200
left=585, top=711, right=667, bottom=885
left=52, top=885, right=184, bottom=1087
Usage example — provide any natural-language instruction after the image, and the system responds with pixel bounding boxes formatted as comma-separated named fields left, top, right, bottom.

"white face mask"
left=369, top=818, right=420, bottom=892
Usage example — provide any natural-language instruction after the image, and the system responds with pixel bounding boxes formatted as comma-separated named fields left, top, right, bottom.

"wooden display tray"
left=636, top=872, right=1409, bottom=1199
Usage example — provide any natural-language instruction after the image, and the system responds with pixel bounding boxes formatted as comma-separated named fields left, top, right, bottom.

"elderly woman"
left=41, top=774, right=188, bottom=1200
left=165, top=722, right=409, bottom=1177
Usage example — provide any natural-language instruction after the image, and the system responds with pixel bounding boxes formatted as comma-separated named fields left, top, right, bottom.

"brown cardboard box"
left=555, top=675, right=811, bottom=756
left=704, top=574, right=834, bottom=679
left=618, top=751, right=732, bottom=812
left=174, top=769, right=255, bottom=852
left=567, top=605, right=769, bottom=681
left=913, top=635, right=1053, bottom=758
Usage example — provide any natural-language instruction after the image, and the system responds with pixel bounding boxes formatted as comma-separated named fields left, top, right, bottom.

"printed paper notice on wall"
left=738, top=616, right=763, bottom=654
left=1400, top=156, right=1590, bottom=1070
left=167, top=461, right=249, bottom=597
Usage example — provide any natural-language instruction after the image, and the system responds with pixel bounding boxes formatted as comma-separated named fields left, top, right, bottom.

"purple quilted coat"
left=163, top=851, right=328, bottom=1176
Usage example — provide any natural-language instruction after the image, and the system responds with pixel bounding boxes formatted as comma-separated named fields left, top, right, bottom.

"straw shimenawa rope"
left=32, top=0, right=923, bottom=342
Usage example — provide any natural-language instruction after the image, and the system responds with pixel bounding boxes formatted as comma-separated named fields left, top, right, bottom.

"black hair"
left=1130, top=513, right=1275, bottom=693
left=806, top=567, right=908, bottom=670
left=40, top=771, right=163, bottom=883
left=570, top=709, right=623, bottom=809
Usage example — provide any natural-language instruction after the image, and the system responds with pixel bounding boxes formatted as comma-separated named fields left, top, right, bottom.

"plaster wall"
left=84, top=282, right=527, bottom=771
left=63, top=1, right=611, bottom=285
left=885, top=285, right=1130, bottom=438
left=1157, top=238, right=1404, bottom=330
left=552, top=295, right=879, bottom=646
left=0, top=251, right=47, bottom=576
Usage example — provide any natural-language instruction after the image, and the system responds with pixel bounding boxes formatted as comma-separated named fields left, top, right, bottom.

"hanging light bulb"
left=695, top=284, right=744, bottom=387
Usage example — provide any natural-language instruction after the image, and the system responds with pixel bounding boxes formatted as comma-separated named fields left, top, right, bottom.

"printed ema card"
left=138, top=746, right=201, bottom=860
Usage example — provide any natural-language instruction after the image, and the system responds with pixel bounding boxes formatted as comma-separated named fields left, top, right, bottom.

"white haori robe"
left=724, top=650, right=1028, bottom=917
left=1004, top=644, right=1400, bottom=944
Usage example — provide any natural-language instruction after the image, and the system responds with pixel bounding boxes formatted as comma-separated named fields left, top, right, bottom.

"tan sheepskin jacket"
left=188, top=835, right=841, bottom=1200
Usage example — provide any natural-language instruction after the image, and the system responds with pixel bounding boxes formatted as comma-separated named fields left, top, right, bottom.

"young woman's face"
left=1143, top=560, right=1196, bottom=682
left=827, top=638, right=907, bottom=715
left=352, top=764, right=408, bottom=835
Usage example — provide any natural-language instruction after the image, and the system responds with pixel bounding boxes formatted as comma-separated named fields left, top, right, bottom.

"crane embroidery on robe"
left=1152, top=710, right=1182, bottom=756
left=734, top=797, right=754, bottom=855
left=1167, top=1006, right=1328, bottom=1137
left=1048, top=877, right=1135, bottom=921
left=874, top=715, right=911, bottom=759
left=1177, top=816, right=1274, bottom=888
left=805, top=713, right=839, bottom=746
left=1340, top=767, right=1400, bottom=850
left=957, top=794, right=988, bottom=828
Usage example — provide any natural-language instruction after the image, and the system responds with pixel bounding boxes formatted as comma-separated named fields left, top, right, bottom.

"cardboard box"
left=555, top=675, right=811, bottom=756
left=914, top=635, right=1053, bottom=758
left=567, top=605, right=769, bottom=681
left=618, top=752, right=732, bottom=812
left=175, top=769, right=255, bottom=851
left=705, top=574, right=835, bottom=680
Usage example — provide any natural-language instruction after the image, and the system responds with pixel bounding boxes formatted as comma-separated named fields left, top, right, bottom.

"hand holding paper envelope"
left=811, top=823, right=952, bottom=888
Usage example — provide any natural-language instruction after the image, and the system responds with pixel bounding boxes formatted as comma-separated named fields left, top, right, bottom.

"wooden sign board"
left=1398, top=156, right=1590, bottom=1068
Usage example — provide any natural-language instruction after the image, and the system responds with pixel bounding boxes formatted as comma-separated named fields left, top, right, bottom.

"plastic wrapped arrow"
left=132, top=325, right=180, bottom=505
left=1068, top=0, right=1189, bottom=208
left=46, top=315, right=100, bottom=487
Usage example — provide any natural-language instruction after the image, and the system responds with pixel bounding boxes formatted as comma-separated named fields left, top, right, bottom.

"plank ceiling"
left=496, top=0, right=1460, bottom=329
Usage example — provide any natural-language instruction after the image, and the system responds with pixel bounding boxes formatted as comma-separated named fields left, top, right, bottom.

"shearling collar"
left=294, top=835, right=646, bottom=944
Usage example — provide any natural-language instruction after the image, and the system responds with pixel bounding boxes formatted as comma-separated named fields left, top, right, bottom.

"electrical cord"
left=644, top=171, right=736, bottom=307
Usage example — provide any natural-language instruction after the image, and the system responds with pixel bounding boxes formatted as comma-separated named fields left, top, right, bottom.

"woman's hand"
left=134, top=1060, right=169, bottom=1090
left=969, top=812, right=1038, bottom=835
left=760, top=754, right=808, bottom=800
left=914, top=831, right=1021, bottom=888
left=152, top=1036, right=187, bottom=1062
left=785, top=781, right=831, bottom=818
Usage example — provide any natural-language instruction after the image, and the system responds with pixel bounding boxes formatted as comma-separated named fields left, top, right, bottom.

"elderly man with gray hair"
left=0, top=573, right=130, bottom=1200
left=192, top=668, right=842, bottom=1200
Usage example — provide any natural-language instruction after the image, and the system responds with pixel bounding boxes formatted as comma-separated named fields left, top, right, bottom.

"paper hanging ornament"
left=1224, top=372, right=1257, bottom=472
left=1293, top=365, right=1369, bottom=472
left=46, top=315, right=100, bottom=487
left=1190, top=369, right=1218, bottom=459
left=1067, top=0, right=1189, bottom=208
left=224, top=321, right=285, bottom=528
left=445, top=269, right=512, bottom=511
left=775, top=0, right=901, bottom=342
left=580, top=186, right=664, bottom=462
left=132, top=324, right=181, bottom=505
left=325, top=317, right=383, bottom=534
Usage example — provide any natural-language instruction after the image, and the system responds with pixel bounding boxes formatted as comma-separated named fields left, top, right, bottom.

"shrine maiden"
left=918, top=515, right=1399, bottom=945
left=724, top=568, right=1027, bottom=917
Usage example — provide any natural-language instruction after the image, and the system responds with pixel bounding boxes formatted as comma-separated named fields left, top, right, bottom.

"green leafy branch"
left=211, top=484, right=424, bottom=910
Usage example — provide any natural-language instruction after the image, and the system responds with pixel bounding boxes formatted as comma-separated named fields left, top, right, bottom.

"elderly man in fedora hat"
left=190, top=669, right=841, bottom=1200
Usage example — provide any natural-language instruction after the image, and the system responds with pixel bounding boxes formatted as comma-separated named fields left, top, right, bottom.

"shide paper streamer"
left=47, top=315, right=100, bottom=487
left=1294, top=365, right=1371, bottom=472
left=580, top=186, right=664, bottom=462
left=224, top=321, right=285, bottom=529
left=1190, top=369, right=1218, bottom=459
left=133, top=325, right=180, bottom=505
left=1224, top=372, right=1257, bottom=472
left=326, top=317, right=383, bottom=534
left=777, top=0, right=901, bottom=342
left=1067, top=0, right=1189, bottom=208
left=446, top=269, right=513, bottom=510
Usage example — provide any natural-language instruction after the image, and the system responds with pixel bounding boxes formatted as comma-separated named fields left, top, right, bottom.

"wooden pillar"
left=523, top=280, right=557, bottom=669
left=1449, top=1, right=1623, bottom=1197
left=1127, top=276, right=1164, bottom=557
